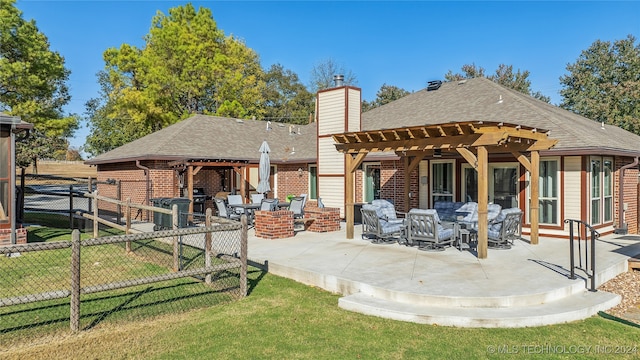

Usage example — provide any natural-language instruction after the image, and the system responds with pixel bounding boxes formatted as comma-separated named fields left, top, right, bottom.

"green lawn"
left=1, top=266, right=638, bottom=359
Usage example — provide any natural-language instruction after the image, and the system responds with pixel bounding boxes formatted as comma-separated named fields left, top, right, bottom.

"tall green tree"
left=445, top=63, right=550, bottom=103
left=308, top=58, right=357, bottom=94
left=362, top=84, right=411, bottom=112
left=262, top=64, right=314, bottom=124
left=0, top=0, right=77, bottom=167
left=86, top=3, right=266, bottom=154
left=559, top=35, right=640, bottom=134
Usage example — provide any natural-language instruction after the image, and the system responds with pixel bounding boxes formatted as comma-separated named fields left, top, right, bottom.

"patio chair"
left=371, top=199, right=405, bottom=222
left=214, top=198, right=241, bottom=221
left=288, top=197, right=305, bottom=219
left=488, top=208, right=523, bottom=249
left=404, top=209, right=455, bottom=251
left=260, top=198, right=278, bottom=211
left=360, top=204, right=404, bottom=244
left=251, top=193, right=264, bottom=204
left=288, top=197, right=306, bottom=231
left=457, top=203, right=502, bottom=231
left=227, top=194, right=244, bottom=215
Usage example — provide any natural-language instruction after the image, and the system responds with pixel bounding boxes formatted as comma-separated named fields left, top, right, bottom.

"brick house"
left=86, top=77, right=640, bottom=238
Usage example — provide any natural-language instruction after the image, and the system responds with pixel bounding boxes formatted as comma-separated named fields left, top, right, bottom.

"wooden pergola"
left=332, top=121, right=558, bottom=259
left=168, top=158, right=250, bottom=215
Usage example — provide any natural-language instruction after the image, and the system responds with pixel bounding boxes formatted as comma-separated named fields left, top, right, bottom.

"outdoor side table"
left=456, top=224, right=476, bottom=251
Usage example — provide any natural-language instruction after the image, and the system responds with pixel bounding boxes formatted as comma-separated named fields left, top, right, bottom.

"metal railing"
left=564, top=219, right=599, bottom=292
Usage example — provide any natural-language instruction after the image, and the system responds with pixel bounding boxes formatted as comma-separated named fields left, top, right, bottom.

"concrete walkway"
left=247, top=223, right=640, bottom=328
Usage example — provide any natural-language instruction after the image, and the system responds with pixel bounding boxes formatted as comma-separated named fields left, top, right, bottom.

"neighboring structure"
left=0, top=113, right=32, bottom=245
left=85, top=115, right=318, bottom=218
left=86, top=77, right=640, bottom=240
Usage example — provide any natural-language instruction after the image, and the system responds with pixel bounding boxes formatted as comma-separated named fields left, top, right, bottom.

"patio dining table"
left=229, top=201, right=292, bottom=224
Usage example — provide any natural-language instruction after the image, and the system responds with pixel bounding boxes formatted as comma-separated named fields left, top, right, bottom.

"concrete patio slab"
left=247, top=222, right=640, bottom=328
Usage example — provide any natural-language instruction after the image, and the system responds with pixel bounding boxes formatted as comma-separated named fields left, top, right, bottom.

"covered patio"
left=331, top=121, right=558, bottom=259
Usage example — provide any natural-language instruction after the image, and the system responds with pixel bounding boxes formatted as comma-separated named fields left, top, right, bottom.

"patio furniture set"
left=214, top=194, right=306, bottom=226
left=361, top=199, right=523, bottom=251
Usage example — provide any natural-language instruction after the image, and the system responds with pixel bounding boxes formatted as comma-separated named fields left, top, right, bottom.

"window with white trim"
left=590, top=156, right=613, bottom=225
left=539, top=159, right=559, bottom=225
left=431, top=161, right=454, bottom=205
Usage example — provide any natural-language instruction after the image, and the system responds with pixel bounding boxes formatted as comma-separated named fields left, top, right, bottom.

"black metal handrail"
left=564, top=219, right=599, bottom=292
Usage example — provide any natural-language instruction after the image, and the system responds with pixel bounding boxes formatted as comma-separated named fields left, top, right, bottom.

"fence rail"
left=1, top=211, right=248, bottom=335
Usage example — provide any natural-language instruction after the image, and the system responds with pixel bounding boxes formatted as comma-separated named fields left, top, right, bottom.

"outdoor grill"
left=192, top=187, right=210, bottom=214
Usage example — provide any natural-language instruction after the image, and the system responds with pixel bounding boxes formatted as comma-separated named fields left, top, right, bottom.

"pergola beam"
left=331, top=121, right=557, bottom=259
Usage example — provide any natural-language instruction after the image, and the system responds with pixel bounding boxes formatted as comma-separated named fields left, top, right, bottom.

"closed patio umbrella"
left=257, top=140, right=271, bottom=194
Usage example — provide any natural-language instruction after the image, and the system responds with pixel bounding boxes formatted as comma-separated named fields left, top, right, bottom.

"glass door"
left=490, top=164, right=519, bottom=209
left=363, top=163, right=380, bottom=202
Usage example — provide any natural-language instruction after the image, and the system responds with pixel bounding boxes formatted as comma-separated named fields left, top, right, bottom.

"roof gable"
left=362, top=77, right=640, bottom=155
left=87, top=114, right=317, bottom=164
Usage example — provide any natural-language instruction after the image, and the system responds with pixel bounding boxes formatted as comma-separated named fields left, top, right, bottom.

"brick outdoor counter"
left=254, top=210, right=294, bottom=239
left=304, top=207, right=340, bottom=233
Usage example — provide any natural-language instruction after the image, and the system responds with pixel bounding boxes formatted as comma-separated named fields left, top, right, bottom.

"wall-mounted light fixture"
left=298, top=168, right=303, bottom=177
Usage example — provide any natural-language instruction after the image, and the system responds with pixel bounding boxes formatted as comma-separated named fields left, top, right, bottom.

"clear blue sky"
left=16, top=1, right=640, bottom=155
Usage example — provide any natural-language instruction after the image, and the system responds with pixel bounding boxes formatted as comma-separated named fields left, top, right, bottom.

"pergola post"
left=346, top=154, right=355, bottom=239
left=530, top=150, right=540, bottom=244
left=477, top=146, right=488, bottom=259
left=403, top=156, right=411, bottom=213
left=187, top=165, right=194, bottom=215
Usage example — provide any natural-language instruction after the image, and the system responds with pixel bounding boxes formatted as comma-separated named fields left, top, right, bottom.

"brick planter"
left=305, top=207, right=340, bottom=233
left=254, top=210, right=294, bottom=239
left=0, top=227, right=27, bottom=246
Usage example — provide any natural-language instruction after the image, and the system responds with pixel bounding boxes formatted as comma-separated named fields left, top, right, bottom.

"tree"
left=559, top=35, right=640, bottom=134
left=444, top=63, right=550, bottom=103
left=0, top=0, right=78, bottom=167
left=86, top=3, right=266, bottom=153
left=15, top=130, right=67, bottom=172
left=362, top=84, right=411, bottom=112
left=308, top=58, right=357, bottom=94
left=262, top=64, right=314, bottom=124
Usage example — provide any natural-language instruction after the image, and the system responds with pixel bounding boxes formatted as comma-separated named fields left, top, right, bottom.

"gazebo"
left=332, top=121, right=558, bottom=259
left=0, top=113, right=32, bottom=245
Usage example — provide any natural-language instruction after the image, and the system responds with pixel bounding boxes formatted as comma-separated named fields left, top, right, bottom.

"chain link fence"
left=0, top=221, right=246, bottom=343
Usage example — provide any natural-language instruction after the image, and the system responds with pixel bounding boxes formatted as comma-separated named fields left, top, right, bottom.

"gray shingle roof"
left=86, top=114, right=317, bottom=164
left=362, top=77, right=640, bottom=155
left=87, top=77, right=640, bottom=165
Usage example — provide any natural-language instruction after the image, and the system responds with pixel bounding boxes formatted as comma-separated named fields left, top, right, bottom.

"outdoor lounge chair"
left=404, top=208, right=454, bottom=251
left=488, top=207, right=523, bottom=249
left=360, top=204, right=404, bottom=244
left=214, top=198, right=241, bottom=221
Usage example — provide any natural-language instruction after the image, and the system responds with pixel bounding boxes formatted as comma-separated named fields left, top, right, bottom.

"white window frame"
left=526, top=157, right=561, bottom=226
left=430, top=160, right=455, bottom=206
left=589, top=156, right=613, bottom=225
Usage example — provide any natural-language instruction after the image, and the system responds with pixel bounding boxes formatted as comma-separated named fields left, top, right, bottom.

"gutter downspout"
left=136, top=160, right=151, bottom=220
left=617, top=156, right=639, bottom=233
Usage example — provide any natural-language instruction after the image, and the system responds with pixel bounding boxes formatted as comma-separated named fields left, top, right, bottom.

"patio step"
left=338, top=290, right=621, bottom=328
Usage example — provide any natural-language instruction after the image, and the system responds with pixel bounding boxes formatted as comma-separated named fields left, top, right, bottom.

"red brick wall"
left=380, top=160, right=418, bottom=211
left=0, top=227, right=27, bottom=246
left=275, top=163, right=309, bottom=200
left=305, top=207, right=340, bottom=232
left=254, top=210, right=294, bottom=239
left=614, top=156, right=639, bottom=234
